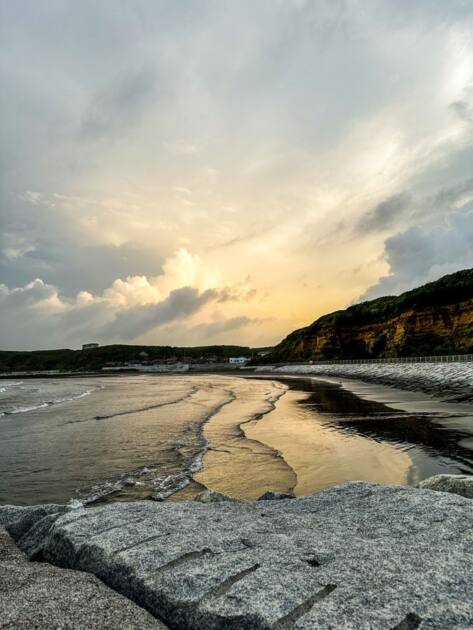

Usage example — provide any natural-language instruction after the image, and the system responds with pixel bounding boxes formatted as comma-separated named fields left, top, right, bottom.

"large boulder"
left=0, top=527, right=167, bottom=629
left=417, top=474, right=473, bottom=499
left=7, top=482, right=472, bottom=629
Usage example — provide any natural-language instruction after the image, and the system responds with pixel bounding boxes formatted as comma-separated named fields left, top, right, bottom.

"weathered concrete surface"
left=257, top=491, right=294, bottom=501
left=0, top=527, right=166, bottom=629
left=418, top=474, right=473, bottom=499
left=0, top=503, right=70, bottom=560
left=0, top=503, right=67, bottom=539
left=268, top=362, right=473, bottom=402
left=6, top=482, right=472, bottom=629
left=193, top=489, right=240, bottom=503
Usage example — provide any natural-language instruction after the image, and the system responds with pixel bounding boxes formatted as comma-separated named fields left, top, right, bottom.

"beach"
left=2, top=369, right=472, bottom=506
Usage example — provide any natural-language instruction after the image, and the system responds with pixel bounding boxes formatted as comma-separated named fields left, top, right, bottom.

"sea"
left=1, top=373, right=472, bottom=506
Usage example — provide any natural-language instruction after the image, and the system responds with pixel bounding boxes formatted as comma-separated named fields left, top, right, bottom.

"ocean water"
left=0, top=374, right=472, bottom=506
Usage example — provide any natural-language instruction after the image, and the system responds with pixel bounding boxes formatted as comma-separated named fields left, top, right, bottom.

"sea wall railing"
left=273, top=354, right=473, bottom=366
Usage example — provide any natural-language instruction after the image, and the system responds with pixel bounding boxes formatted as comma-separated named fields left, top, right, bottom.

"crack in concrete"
left=153, top=548, right=213, bottom=573
left=199, top=563, right=260, bottom=604
left=111, top=533, right=170, bottom=557
left=272, top=584, right=337, bottom=629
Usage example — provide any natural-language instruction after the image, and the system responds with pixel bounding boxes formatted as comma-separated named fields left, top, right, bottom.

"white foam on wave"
left=0, top=384, right=102, bottom=416
left=74, top=389, right=234, bottom=505
left=0, top=381, right=24, bottom=393
left=7, top=402, right=50, bottom=415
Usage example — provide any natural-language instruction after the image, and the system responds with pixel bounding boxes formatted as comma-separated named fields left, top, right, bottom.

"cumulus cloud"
left=101, top=287, right=219, bottom=340
left=0, top=249, right=256, bottom=349
left=359, top=210, right=473, bottom=300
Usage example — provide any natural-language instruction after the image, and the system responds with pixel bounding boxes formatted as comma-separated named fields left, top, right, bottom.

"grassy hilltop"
left=269, top=268, right=473, bottom=361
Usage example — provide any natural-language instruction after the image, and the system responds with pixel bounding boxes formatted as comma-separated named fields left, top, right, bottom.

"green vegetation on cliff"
left=269, top=268, right=473, bottom=361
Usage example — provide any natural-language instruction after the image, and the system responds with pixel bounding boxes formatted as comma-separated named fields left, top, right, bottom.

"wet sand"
left=246, top=387, right=415, bottom=495
left=194, top=380, right=296, bottom=499
left=195, top=375, right=473, bottom=500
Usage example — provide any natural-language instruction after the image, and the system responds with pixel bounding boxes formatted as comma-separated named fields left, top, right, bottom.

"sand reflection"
left=246, top=389, right=414, bottom=496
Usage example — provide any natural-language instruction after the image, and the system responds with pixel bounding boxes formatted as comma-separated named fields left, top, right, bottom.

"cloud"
left=1, top=2, right=473, bottom=346
left=188, top=316, right=257, bottom=337
left=0, top=249, right=258, bottom=349
left=356, top=192, right=412, bottom=234
left=101, top=287, right=219, bottom=340
left=450, top=85, right=473, bottom=124
left=359, top=210, right=473, bottom=300
left=0, top=237, right=165, bottom=296
left=81, top=66, right=157, bottom=140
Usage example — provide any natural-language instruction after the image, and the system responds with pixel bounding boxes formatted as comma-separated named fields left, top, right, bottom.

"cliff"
left=270, top=268, right=473, bottom=361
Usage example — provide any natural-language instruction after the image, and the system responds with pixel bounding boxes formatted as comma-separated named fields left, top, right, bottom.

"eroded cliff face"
left=271, top=269, right=473, bottom=361
left=283, top=298, right=473, bottom=360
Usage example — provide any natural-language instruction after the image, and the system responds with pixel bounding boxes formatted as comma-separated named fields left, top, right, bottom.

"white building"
left=82, top=343, right=99, bottom=350
left=229, top=357, right=249, bottom=365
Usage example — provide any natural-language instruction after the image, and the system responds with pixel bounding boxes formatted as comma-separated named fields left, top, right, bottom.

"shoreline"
left=243, top=377, right=419, bottom=495
left=241, top=372, right=473, bottom=496
left=192, top=379, right=297, bottom=500
left=258, top=360, right=473, bottom=404
left=253, top=372, right=473, bottom=417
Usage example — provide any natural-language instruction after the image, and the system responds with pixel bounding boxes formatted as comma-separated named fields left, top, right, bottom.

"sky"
left=1, top=0, right=472, bottom=350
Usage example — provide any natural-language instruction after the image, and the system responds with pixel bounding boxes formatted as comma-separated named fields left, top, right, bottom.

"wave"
left=74, top=386, right=238, bottom=505
left=0, top=386, right=101, bottom=416
left=237, top=380, right=288, bottom=436
left=0, top=381, right=24, bottom=393
left=93, top=385, right=199, bottom=420
left=145, top=387, right=237, bottom=501
left=3, top=402, right=50, bottom=415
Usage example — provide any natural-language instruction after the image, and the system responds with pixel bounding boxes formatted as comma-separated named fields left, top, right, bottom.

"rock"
left=418, top=474, right=473, bottom=499
left=273, top=362, right=473, bottom=403
left=194, top=489, right=239, bottom=503
left=257, top=491, right=294, bottom=501
left=0, top=503, right=71, bottom=560
left=0, top=503, right=68, bottom=539
left=0, top=527, right=167, bottom=629
left=8, top=482, right=473, bottom=629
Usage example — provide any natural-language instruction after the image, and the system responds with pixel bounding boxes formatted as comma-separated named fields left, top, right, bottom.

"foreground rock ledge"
left=2, top=482, right=473, bottom=629
left=0, top=528, right=165, bottom=629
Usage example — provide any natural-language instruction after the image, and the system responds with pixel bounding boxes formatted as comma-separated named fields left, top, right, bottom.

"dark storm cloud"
left=358, top=176, right=473, bottom=300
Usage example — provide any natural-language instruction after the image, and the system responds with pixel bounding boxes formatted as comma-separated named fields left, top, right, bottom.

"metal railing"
left=272, top=354, right=473, bottom=366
